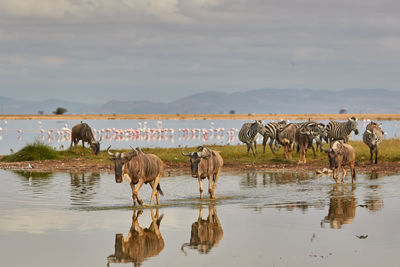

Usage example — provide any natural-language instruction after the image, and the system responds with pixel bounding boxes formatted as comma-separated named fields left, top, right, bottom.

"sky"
left=1, top=0, right=400, bottom=104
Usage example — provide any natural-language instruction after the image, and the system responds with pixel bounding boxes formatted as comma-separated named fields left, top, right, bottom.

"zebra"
left=326, top=117, right=359, bottom=145
left=363, top=121, right=384, bottom=164
left=238, top=120, right=266, bottom=157
left=262, top=120, right=287, bottom=154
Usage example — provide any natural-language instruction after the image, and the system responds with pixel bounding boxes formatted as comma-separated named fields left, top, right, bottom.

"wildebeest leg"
left=73, top=139, right=78, bottom=154
left=148, top=181, right=159, bottom=205
left=213, top=170, right=220, bottom=191
left=198, top=177, right=204, bottom=199
left=133, top=179, right=144, bottom=205
left=269, top=139, right=275, bottom=154
left=130, top=183, right=137, bottom=206
left=81, top=140, right=85, bottom=156
left=262, top=136, right=268, bottom=154
left=341, top=167, right=347, bottom=183
left=333, top=169, right=339, bottom=184
left=288, top=143, right=294, bottom=160
left=370, top=148, right=373, bottom=164
left=254, top=140, right=257, bottom=155
left=351, top=163, right=356, bottom=183
left=208, top=176, right=214, bottom=199
left=150, top=174, right=162, bottom=205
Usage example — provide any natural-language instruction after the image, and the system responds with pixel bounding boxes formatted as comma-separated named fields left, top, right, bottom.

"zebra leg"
left=250, top=142, right=256, bottom=158
left=254, top=140, right=258, bottom=155
left=246, top=144, right=251, bottom=156
left=375, top=147, right=379, bottom=164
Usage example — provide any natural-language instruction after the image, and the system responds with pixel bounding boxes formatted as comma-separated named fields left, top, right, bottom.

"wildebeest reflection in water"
left=322, top=184, right=356, bottom=229
left=181, top=205, right=223, bottom=254
left=107, top=209, right=164, bottom=266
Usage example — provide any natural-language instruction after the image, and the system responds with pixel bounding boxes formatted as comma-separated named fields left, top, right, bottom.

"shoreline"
left=1, top=158, right=400, bottom=175
left=1, top=113, right=400, bottom=121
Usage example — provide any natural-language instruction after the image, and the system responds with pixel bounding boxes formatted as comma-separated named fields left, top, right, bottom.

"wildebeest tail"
left=157, top=184, right=164, bottom=196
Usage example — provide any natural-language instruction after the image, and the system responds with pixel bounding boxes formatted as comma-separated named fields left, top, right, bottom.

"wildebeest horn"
left=203, top=146, right=213, bottom=154
left=106, top=145, right=114, bottom=157
left=181, top=147, right=192, bottom=157
left=128, top=146, right=138, bottom=156
left=129, top=145, right=139, bottom=154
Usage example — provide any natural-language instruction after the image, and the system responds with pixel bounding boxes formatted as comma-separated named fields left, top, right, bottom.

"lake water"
left=0, top=169, right=399, bottom=267
left=0, top=119, right=399, bottom=155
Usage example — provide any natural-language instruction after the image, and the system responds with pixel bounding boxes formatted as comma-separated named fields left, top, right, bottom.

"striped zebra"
left=326, top=117, right=359, bottom=144
left=239, top=120, right=266, bottom=157
left=262, top=120, right=287, bottom=154
left=363, top=121, right=384, bottom=164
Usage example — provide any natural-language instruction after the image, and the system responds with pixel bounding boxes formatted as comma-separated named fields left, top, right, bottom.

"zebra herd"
left=239, top=117, right=384, bottom=164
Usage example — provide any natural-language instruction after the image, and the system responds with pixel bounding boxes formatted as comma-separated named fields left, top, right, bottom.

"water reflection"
left=13, top=170, right=53, bottom=194
left=107, top=209, right=164, bottom=266
left=70, top=173, right=100, bottom=205
left=13, top=170, right=53, bottom=180
left=322, top=185, right=356, bottom=229
left=240, top=171, right=312, bottom=188
left=181, top=204, right=223, bottom=254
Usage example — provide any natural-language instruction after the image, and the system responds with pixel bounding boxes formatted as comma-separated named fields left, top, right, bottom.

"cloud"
left=1, top=0, right=400, bottom=103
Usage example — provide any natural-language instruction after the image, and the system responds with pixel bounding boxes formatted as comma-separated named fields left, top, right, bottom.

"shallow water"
left=0, top=119, right=399, bottom=155
left=0, top=169, right=399, bottom=266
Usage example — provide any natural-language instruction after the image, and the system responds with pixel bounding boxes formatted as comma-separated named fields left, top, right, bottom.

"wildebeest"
left=181, top=146, right=223, bottom=199
left=238, top=120, right=266, bottom=157
left=324, top=141, right=356, bottom=184
left=107, top=146, right=164, bottom=206
left=296, top=122, right=325, bottom=163
left=107, top=209, right=164, bottom=266
left=181, top=205, right=223, bottom=254
left=70, top=122, right=100, bottom=155
left=363, top=121, right=384, bottom=164
left=276, top=123, right=297, bottom=160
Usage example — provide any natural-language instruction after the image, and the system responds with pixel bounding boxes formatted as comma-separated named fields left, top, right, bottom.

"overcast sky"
left=1, top=0, right=400, bottom=104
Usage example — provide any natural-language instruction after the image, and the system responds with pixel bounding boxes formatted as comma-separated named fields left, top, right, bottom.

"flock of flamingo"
left=0, top=121, right=239, bottom=145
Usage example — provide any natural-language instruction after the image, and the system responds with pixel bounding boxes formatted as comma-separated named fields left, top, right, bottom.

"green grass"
left=2, top=139, right=400, bottom=165
left=1, top=141, right=60, bottom=162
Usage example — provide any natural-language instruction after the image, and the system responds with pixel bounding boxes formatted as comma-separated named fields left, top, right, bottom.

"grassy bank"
left=2, top=139, right=400, bottom=165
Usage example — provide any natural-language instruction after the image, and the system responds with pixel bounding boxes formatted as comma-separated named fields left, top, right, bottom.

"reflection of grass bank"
left=2, top=139, right=400, bottom=165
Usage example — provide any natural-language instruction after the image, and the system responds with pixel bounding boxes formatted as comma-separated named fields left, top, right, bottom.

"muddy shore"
left=1, top=158, right=400, bottom=175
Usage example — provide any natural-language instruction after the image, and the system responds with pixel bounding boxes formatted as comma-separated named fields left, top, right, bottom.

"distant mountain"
left=1, top=88, right=399, bottom=114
